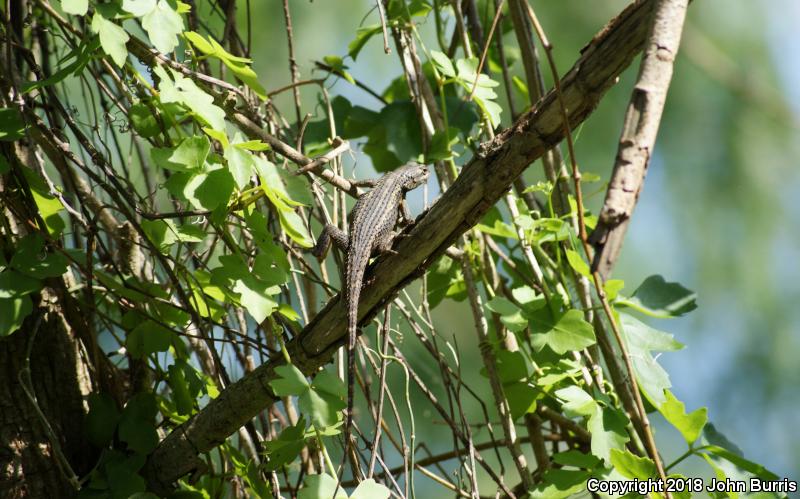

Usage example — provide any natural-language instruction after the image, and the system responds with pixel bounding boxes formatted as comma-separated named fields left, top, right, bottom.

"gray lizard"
left=311, top=161, right=429, bottom=467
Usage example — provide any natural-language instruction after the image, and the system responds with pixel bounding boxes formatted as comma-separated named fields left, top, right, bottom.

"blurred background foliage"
left=240, top=0, right=799, bottom=479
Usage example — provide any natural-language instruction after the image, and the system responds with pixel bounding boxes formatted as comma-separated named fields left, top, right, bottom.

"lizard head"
left=398, top=161, right=430, bottom=191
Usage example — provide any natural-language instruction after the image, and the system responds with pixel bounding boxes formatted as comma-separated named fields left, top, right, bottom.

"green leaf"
left=565, top=249, right=590, bottom=278
left=485, top=296, right=527, bottom=332
left=184, top=32, right=266, bottom=98
left=555, top=385, right=596, bottom=417
left=504, top=381, right=537, bottom=420
left=141, top=0, right=184, bottom=54
left=299, top=385, right=345, bottom=429
left=659, top=390, right=707, bottom=444
left=10, top=235, right=68, bottom=279
left=530, top=309, right=596, bottom=355
left=350, top=479, right=391, bottom=499
left=86, top=393, right=121, bottom=446
left=551, top=450, right=601, bottom=469
left=298, top=474, right=347, bottom=499
left=118, top=393, right=158, bottom=453
left=0, top=108, right=26, bottom=141
left=171, top=136, right=210, bottom=170
left=619, top=275, right=697, bottom=318
left=0, top=296, right=33, bottom=337
left=263, top=417, right=307, bottom=471
left=348, top=24, right=382, bottom=61
left=604, top=279, right=625, bottom=301
left=619, top=312, right=683, bottom=405
left=168, top=362, right=195, bottom=416
left=587, top=405, right=629, bottom=463
left=426, top=127, right=459, bottom=162
left=126, top=319, right=173, bottom=358
left=529, top=469, right=591, bottom=499
left=610, top=448, right=656, bottom=479
left=122, top=0, right=156, bottom=17
left=91, top=13, right=129, bottom=67
left=493, top=350, right=529, bottom=383
left=269, top=364, right=309, bottom=396
left=278, top=209, right=313, bottom=248
left=430, top=50, right=455, bottom=78
left=225, top=134, right=256, bottom=189
left=0, top=270, right=42, bottom=298
left=701, top=424, right=779, bottom=481
left=155, top=66, right=226, bottom=131
left=128, top=102, right=161, bottom=138
left=61, top=0, right=88, bottom=15
left=312, top=370, right=346, bottom=399
left=183, top=166, right=235, bottom=211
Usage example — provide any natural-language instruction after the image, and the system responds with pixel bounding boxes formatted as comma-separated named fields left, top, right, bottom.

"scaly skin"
left=312, top=161, right=429, bottom=475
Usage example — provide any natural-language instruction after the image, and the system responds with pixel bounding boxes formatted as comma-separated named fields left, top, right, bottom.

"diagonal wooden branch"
left=590, top=0, right=690, bottom=278
left=143, top=0, right=658, bottom=491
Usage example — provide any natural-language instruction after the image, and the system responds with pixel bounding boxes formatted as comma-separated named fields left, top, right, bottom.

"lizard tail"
left=342, top=247, right=368, bottom=477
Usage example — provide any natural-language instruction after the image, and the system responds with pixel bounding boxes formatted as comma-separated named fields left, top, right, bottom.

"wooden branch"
left=590, top=0, right=690, bottom=278
left=143, top=0, right=658, bottom=491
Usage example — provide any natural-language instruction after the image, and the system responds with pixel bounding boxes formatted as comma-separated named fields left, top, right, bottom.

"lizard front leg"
left=311, top=223, right=348, bottom=259
left=373, top=230, right=400, bottom=256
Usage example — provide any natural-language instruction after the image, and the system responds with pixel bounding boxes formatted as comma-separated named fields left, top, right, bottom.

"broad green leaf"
left=0, top=270, right=42, bottom=298
left=659, top=390, right=707, bottom=444
left=278, top=209, right=313, bottom=248
left=0, top=108, right=26, bottom=141
left=154, top=66, right=226, bottom=131
left=126, top=319, right=173, bottom=358
left=86, top=393, right=121, bottom=446
left=168, top=362, right=195, bottom=416
left=10, top=235, right=68, bottom=279
left=552, top=450, right=601, bottom=469
left=430, top=50, right=455, bottom=78
left=485, top=296, right=527, bottom=332
left=604, top=279, right=625, bottom=300
left=555, top=385, right=595, bottom=417
left=529, top=469, right=591, bottom=499
left=312, top=370, right=346, bottom=399
left=512, top=286, right=540, bottom=306
left=0, top=296, right=33, bottom=337
left=493, top=350, right=529, bottom=383
left=381, top=101, right=423, bottom=165
left=619, top=312, right=683, bottom=405
left=121, top=0, right=155, bottom=17
left=565, top=249, right=590, bottom=278
left=142, top=0, right=184, bottom=54
left=350, top=479, right=391, bottom=499
left=299, top=387, right=344, bottom=429
left=263, top=418, right=307, bottom=471
left=234, top=140, right=270, bottom=151
left=530, top=309, right=596, bottom=355
left=298, top=474, right=347, bottom=499
left=700, top=454, right=739, bottom=499
left=269, top=364, right=309, bottom=396
left=619, top=275, right=697, bottom=318
left=118, top=393, right=158, bottom=453
left=91, top=13, right=129, bottom=67
left=61, top=0, right=88, bottom=15
left=610, top=448, right=656, bottom=479
left=233, top=275, right=278, bottom=323
left=171, top=136, right=210, bottom=170
left=348, top=24, right=382, bottom=61
left=128, top=102, right=161, bottom=138
left=426, top=127, right=459, bottom=162
left=505, top=381, right=537, bottom=420
left=183, top=166, right=235, bottom=211
left=225, top=134, right=256, bottom=189
left=588, top=404, right=629, bottom=462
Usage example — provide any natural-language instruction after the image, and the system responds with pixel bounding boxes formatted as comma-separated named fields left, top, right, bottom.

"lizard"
left=311, top=161, right=430, bottom=473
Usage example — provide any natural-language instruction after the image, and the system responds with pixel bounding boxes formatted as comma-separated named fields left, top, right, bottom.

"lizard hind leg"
left=311, top=224, right=348, bottom=259
left=373, top=230, right=400, bottom=256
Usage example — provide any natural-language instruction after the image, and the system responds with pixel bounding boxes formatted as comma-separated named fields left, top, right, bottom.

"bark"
left=143, top=0, right=660, bottom=491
